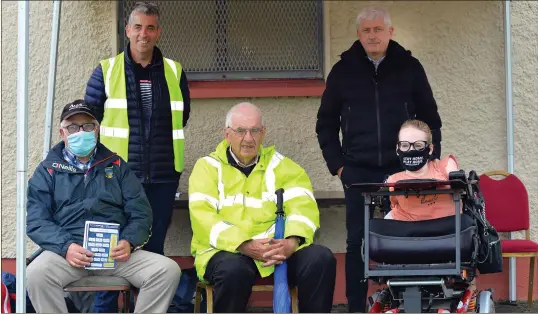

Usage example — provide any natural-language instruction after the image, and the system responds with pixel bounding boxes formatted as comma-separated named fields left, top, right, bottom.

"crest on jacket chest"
left=105, top=166, right=114, bottom=179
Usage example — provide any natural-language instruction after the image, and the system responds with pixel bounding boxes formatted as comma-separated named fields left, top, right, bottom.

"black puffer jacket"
left=26, top=142, right=152, bottom=257
left=316, top=40, right=442, bottom=175
left=84, top=44, right=191, bottom=183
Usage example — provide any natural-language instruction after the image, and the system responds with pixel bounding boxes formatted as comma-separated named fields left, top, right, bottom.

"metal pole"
left=503, top=0, right=516, bottom=302
left=43, top=0, right=61, bottom=159
left=16, top=1, right=29, bottom=312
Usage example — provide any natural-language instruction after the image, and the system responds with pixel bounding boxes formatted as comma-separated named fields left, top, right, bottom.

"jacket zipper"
left=141, top=117, right=150, bottom=184
left=374, top=70, right=382, bottom=166
left=138, top=78, right=151, bottom=184
left=146, top=71, right=158, bottom=184
left=344, top=106, right=351, bottom=154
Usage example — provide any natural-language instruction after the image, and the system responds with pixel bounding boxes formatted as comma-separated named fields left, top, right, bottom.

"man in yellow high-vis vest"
left=189, top=102, right=337, bottom=313
left=84, top=2, right=190, bottom=312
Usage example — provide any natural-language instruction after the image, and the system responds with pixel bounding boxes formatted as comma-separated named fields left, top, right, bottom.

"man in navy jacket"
left=26, top=100, right=181, bottom=313
left=316, top=6, right=442, bottom=312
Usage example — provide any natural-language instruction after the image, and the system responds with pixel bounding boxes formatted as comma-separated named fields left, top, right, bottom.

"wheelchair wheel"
left=476, top=289, right=495, bottom=313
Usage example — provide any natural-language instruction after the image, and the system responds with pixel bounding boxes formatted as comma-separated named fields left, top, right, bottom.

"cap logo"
left=69, top=103, right=86, bottom=110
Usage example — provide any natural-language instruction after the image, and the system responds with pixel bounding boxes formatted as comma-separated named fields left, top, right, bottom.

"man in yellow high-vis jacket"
left=84, top=2, right=189, bottom=312
left=189, top=102, right=337, bottom=313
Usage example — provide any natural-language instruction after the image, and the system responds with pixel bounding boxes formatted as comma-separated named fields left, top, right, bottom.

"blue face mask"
left=67, top=131, right=97, bottom=157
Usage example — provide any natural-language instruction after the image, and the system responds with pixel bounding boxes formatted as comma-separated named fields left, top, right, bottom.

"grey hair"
left=128, top=2, right=160, bottom=26
left=356, top=6, right=392, bottom=28
left=225, top=102, right=265, bottom=128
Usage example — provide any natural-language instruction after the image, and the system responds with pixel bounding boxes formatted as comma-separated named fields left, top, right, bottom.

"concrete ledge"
left=173, top=190, right=346, bottom=210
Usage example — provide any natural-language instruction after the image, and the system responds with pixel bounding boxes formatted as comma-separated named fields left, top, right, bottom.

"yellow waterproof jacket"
left=189, top=140, right=320, bottom=280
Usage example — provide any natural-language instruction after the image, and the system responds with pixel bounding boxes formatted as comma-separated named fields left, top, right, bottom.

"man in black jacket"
left=315, top=6, right=442, bottom=312
left=26, top=100, right=181, bottom=313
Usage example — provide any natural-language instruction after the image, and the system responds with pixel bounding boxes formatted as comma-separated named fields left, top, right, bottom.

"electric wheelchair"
left=347, top=170, right=501, bottom=313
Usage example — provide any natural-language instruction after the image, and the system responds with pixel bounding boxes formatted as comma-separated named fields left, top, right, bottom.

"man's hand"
left=262, top=238, right=299, bottom=267
left=337, top=167, right=343, bottom=178
left=238, top=239, right=278, bottom=261
left=66, top=243, right=94, bottom=268
left=110, top=240, right=132, bottom=262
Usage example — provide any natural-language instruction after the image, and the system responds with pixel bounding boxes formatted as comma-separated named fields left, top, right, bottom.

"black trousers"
left=141, top=180, right=180, bottom=255
left=340, top=164, right=401, bottom=313
left=204, top=245, right=337, bottom=313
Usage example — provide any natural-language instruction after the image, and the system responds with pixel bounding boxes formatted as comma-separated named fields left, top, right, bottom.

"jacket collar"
left=210, top=140, right=276, bottom=167
left=124, top=42, right=164, bottom=69
left=44, top=141, right=119, bottom=173
left=340, top=39, right=411, bottom=65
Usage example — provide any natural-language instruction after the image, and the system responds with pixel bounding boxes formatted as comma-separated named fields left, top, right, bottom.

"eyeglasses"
left=228, top=127, right=264, bottom=137
left=64, top=123, right=96, bottom=134
left=397, top=140, right=429, bottom=152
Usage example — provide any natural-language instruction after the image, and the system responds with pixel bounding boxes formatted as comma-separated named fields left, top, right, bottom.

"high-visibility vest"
left=99, top=52, right=185, bottom=172
left=189, top=140, right=320, bottom=280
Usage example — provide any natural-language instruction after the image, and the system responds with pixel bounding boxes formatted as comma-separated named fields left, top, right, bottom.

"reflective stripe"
left=203, top=157, right=225, bottom=210
left=209, top=221, right=232, bottom=248
left=265, top=152, right=285, bottom=202
left=189, top=192, right=219, bottom=210
left=251, top=223, right=276, bottom=240
left=245, top=196, right=263, bottom=208
left=201, top=152, right=313, bottom=211
left=196, top=247, right=214, bottom=256
left=283, top=187, right=315, bottom=202
left=104, top=57, right=115, bottom=97
left=171, top=101, right=184, bottom=111
left=104, top=98, right=128, bottom=109
left=287, top=214, right=317, bottom=233
left=221, top=194, right=263, bottom=208
left=173, top=129, right=185, bottom=140
left=203, top=156, right=221, bottom=168
left=100, top=126, right=129, bottom=138
left=165, top=58, right=178, bottom=78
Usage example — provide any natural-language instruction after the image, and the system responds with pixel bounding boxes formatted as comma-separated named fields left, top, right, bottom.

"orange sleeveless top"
left=386, top=155, right=460, bottom=221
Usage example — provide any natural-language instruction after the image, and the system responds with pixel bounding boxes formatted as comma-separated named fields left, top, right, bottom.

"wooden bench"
left=194, top=277, right=299, bottom=313
left=63, top=276, right=134, bottom=313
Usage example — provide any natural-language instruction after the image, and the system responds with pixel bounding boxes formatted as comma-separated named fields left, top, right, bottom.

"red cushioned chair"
left=1, top=281, right=11, bottom=314
left=479, top=170, right=538, bottom=305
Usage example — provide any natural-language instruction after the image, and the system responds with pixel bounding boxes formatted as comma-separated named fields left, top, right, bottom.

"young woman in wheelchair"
left=363, top=119, right=500, bottom=313
left=377, top=119, right=480, bottom=310
left=384, top=119, right=459, bottom=221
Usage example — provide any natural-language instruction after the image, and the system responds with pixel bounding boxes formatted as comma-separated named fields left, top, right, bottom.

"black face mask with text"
left=397, top=149, right=431, bottom=171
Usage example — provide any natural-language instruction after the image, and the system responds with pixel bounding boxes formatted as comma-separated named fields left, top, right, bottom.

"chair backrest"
left=478, top=170, right=529, bottom=232
left=1, top=282, right=11, bottom=314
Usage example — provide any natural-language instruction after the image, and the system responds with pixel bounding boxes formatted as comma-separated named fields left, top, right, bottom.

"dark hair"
left=128, top=2, right=160, bottom=25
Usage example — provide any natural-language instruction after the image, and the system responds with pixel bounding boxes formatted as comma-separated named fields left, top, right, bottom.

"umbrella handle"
left=275, top=188, right=284, bottom=216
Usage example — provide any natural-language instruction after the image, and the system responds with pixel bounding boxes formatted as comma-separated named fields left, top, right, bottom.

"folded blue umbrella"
left=273, top=188, right=291, bottom=313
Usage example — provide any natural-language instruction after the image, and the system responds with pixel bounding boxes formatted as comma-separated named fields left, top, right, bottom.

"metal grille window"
left=119, top=0, right=324, bottom=80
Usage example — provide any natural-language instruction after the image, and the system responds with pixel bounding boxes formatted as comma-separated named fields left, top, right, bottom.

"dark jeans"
left=92, top=180, right=179, bottom=313
left=204, top=245, right=337, bottom=313
left=340, top=164, right=401, bottom=313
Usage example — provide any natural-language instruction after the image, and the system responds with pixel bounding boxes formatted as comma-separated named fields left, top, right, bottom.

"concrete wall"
left=2, top=1, right=537, bottom=257
left=1, top=0, right=116, bottom=256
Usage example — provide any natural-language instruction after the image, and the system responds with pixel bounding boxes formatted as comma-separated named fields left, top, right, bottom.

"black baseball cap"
left=60, top=99, right=97, bottom=122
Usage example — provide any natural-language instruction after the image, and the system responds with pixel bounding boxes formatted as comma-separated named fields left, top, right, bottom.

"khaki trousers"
left=27, top=250, right=181, bottom=313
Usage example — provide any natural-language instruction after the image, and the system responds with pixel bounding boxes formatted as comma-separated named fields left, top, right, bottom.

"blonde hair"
left=399, top=119, right=432, bottom=143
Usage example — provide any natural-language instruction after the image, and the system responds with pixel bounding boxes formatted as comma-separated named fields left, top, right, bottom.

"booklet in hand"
left=83, top=221, right=120, bottom=270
